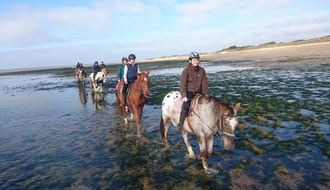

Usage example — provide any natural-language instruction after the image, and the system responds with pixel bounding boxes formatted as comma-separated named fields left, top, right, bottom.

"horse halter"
left=132, top=80, right=149, bottom=98
left=217, top=113, right=236, bottom=138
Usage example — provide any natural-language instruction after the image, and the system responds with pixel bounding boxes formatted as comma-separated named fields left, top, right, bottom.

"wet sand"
left=141, top=41, right=330, bottom=67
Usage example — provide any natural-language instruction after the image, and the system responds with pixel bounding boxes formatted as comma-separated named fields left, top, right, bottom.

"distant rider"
left=92, top=61, right=101, bottom=83
left=117, top=57, right=128, bottom=83
left=100, top=61, right=106, bottom=69
left=121, top=54, right=140, bottom=107
left=176, top=51, right=210, bottom=131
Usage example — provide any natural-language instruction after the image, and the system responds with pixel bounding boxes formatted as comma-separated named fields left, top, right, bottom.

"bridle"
left=216, top=113, right=236, bottom=138
left=131, top=80, right=149, bottom=98
left=191, top=110, right=236, bottom=139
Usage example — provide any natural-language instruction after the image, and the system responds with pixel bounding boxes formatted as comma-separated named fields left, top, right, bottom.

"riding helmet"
left=189, top=51, right=200, bottom=60
left=128, top=54, right=136, bottom=60
left=122, top=57, right=128, bottom=61
left=94, top=61, right=98, bottom=64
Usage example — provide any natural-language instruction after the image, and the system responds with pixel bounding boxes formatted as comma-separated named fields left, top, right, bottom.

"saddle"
left=172, top=93, right=202, bottom=116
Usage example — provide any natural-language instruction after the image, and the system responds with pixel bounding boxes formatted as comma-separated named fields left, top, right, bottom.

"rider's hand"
left=117, top=80, right=120, bottom=83
left=183, top=97, right=188, bottom=102
left=125, top=81, right=128, bottom=84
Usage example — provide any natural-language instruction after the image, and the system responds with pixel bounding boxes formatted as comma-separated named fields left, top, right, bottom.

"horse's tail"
left=159, top=111, right=165, bottom=140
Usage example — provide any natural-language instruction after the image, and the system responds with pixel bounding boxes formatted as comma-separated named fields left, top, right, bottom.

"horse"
left=77, top=68, right=87, bottom=85
left=115, top=71, right=150, bottom=137
left=159, top=91, right=240, bottom=173
left=90, top=68, right=108, bottom=92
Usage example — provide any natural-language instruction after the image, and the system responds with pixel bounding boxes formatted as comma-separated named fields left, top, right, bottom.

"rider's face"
left=123, top=60, right=127, bottom=65
left=189, top=58, right=199, bottom=66
left=130, top=59, right=135, bottom=64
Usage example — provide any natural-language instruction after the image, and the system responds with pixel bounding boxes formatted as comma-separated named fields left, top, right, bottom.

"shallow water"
left=0, top=62, right=329, bottom=189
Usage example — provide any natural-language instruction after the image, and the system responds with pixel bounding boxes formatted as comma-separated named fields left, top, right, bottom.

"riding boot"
left=176, top=109, right=188, bottom=131
left=120, top=94, right=126, bottom=107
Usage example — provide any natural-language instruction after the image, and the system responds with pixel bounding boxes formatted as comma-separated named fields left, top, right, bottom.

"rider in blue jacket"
left=121, top=54, right=140, bottom=107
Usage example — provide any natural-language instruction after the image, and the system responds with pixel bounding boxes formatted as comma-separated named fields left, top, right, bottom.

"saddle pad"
left=172, top=95, right=202, bottom=116
left=173, top=98, right=183, bottom=113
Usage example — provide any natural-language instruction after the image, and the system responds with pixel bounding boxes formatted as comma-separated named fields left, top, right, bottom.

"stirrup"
left=175, top=123, right=183, bottom=131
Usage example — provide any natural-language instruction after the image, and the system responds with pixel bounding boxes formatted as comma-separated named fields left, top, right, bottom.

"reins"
left=131, top=80, right=149, bottom=98
left=191, top=110, right=236, bottom=140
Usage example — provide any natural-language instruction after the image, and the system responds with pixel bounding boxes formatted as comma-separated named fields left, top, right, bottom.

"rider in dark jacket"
left=92, top=61, right=101, bottom=83
left=120, top=54, right=140, bottom=107
left=176, top=52, right=209, bottom=131
left=100, top=61, right=106, bottom=69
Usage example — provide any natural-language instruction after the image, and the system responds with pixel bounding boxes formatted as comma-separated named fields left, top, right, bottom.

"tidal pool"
left=0, top=62, right=329, bottom=189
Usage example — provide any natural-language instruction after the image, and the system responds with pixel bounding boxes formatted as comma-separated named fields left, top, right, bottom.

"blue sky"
left=0, top=0, right=329, bottom=69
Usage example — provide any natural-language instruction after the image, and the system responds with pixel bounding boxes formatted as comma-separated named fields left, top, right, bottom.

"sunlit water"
left=0, top=62, right=329, bottom=189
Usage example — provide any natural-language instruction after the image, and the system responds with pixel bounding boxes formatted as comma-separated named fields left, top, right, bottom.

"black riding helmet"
left=122, top=57, right=128, bottom=61
left=128, top=54, right=136, bottom=60
left=94, top=61, right=98, bottom=64
left=189, top=51, right=200, bottom=60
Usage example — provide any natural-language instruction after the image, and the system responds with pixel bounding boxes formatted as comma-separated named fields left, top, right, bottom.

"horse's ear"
left=137, top=73, right=142, bottom=78
left=235, top=103, right=241, bottom=112
left=146, top=70, right=150, bottom=75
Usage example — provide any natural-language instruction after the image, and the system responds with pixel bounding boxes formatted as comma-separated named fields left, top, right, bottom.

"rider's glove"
left=183, top=97, right=188, bottom=102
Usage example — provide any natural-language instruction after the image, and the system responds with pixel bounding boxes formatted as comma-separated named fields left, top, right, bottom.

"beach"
left=141, top=41, right=330, bottom=67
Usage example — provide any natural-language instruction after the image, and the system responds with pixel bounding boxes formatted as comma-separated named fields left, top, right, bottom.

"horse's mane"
left=199, top=96, right=235, bottom=117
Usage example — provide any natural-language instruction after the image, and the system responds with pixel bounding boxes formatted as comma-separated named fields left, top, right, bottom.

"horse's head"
left=102, top=68, right=108, bottom=75
left=219, top=102, right=241, bottom=150
left=137, top=71, right=150, bottom=97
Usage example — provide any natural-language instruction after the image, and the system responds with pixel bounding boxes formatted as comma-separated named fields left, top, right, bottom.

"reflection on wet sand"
left=78, top=85, right=88, bottom=104
left=91, top=90, right=107, bottom=110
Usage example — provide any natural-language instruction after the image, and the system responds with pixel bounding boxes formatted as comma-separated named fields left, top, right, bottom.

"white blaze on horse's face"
left=144, top=77, right=147, bottom=81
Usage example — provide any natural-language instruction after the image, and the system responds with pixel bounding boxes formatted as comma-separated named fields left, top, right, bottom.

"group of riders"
left=76, top=51, right=209, bottom=131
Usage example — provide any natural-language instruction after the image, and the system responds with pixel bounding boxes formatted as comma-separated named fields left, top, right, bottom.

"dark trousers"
left=122, top=81, right=133, bottom=94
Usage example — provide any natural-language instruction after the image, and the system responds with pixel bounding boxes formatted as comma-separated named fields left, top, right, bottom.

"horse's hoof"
left=204, top=168, right=219, bottom=175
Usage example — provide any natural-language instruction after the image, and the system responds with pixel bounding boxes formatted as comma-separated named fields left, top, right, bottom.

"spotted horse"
left=159, top=91, right=240, bottom=173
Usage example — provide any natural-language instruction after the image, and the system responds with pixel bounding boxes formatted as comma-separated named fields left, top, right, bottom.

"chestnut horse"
left=77, top=68, right=87, bottom=85
left=159, top=91, right=240, bottom=173
left=115, top=71, right=150, bottom=137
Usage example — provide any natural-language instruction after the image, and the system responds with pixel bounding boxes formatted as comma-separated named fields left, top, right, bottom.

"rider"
left=100, top=61, right=106, bottom=69
left=79, top=63, right=84, bottom=70
left=120, top=54, right=140, bottom=107
left=117, top=57, right=128, bottom=83
left=176, top=51, right=210, bottom=131
left=76, top=62, right=80, bottom=69
left=92, top=61, right=101, bottom=83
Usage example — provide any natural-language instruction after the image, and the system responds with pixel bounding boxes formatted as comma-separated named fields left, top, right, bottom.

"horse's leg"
left=122, top=106, right=128, bottom=123
left=182, top=131, right=195, bottom=158
left=100, top=85, right=103, bottom=93
left=132, top=105, right=141, bottom=137
left=206, top=135, right=214, bottom=158
left=196, top=135, right=209, bottom=169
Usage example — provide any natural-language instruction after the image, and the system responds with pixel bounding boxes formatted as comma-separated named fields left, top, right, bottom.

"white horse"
left=90, top=68, right=108, bottom=92
left=159, top=91, right=240, bottom=173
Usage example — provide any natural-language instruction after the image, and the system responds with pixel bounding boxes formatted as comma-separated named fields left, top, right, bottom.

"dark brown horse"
left=159, top=91, right=240, bottom=173
left=115, top=71, right=150, bottom=137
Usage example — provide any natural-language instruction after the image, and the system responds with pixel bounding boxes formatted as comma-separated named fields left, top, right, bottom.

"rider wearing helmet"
left=100, top=61, right=106, bottom=69
left=121, top=54, right=140, bottom=107
left=92, top=61, right=101, bottom=83
left=176, top=51, right=209, bottom=131
left=117, top=57, right=128, bottom=83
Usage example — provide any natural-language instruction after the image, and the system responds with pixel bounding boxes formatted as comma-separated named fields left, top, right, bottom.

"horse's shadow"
left=78, top=85, right=88, bottom=105
left=91, top=90, right=107, bottom=110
